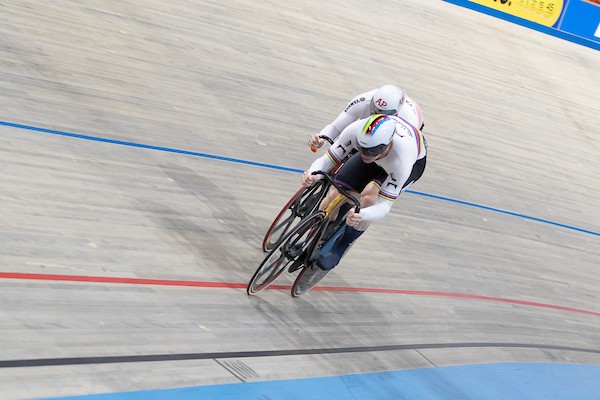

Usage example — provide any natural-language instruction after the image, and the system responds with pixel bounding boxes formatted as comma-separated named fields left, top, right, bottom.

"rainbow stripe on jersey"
left=395, top=115, right=424, bottom=157
left=372, top=180, right=398, bottom=202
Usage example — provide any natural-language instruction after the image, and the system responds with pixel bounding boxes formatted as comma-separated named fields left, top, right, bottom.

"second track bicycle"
left=248, top=171, right=360, bottom=297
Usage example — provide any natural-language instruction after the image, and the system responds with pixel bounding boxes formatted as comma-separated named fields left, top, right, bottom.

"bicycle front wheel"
left=248, top=211, right=326, bottom=295
left=261, top=180, right=328, bottom=252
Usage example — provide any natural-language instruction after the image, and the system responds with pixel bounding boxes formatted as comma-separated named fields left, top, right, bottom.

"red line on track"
left=2, top=271, right=599, bottom=317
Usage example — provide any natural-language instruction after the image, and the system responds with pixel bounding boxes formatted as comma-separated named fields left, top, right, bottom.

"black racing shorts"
left=334, top=152, right=427, bottom=193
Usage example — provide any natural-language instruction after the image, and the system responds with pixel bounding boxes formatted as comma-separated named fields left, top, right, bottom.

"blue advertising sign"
left=557, top=0, right=600, bottom=43
left=444, top=0, right=600, bottom=50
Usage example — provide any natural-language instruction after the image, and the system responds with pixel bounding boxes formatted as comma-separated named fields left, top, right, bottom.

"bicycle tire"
left=248, top=211, right=326, bottom=295
left=291, top=198, right=353, bottom=297
left=261, top=180, right=328, bottom=252
left=293, top=218, right=359, bottom=298
left=291, top=263, right=330, bottom=297
left=304, top=202, right=351, bottom=265
left=291, top=222, right=341, bottom=297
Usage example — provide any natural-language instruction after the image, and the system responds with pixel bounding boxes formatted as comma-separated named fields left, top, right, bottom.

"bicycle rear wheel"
left=293, top=220, right=358, bottom=297
left=248, top=211, right=326, bottom=295
left=291, top=263, right=330, bottom=297
left=261, top=180, right=328, bottom=252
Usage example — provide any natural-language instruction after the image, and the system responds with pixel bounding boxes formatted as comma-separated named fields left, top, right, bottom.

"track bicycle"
left=248, top=171, right=360, bottom=297
left=261, top=136, right=337, bottom=252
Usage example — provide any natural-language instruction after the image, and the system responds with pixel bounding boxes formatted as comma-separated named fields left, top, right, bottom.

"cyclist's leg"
left=316, top=153, right=386, bottom=270
left=323, top=153, right=377, bottom=224
left=318, top=185, right=341, bottom=211
left=314, top=150, right=360, bottom=217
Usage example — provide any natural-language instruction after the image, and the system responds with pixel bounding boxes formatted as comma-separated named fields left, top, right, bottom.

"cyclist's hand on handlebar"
left=346, top=208, right=362, bottom=227
left=301, top=170, right=317, bottom=187
left=308, top=133, right=325, bottom=150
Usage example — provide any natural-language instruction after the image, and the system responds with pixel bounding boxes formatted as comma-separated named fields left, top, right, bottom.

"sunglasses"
left=357, top=143, right=388, bottom=157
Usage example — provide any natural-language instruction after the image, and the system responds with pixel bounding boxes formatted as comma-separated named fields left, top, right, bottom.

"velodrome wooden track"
left=0, top=0, right=599, bottom=398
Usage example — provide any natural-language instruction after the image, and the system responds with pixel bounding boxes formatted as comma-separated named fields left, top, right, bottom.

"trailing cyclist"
left=308, top=84, right=425, bottom=151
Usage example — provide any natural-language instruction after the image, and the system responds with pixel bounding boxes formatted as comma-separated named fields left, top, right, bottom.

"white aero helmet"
left=356, top=115, right=396, bottom=157
left=370, top=84, right=405, bottom=116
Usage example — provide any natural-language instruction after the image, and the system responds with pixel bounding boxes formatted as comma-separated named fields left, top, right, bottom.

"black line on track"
left=1, top=342, right=598, bottom=368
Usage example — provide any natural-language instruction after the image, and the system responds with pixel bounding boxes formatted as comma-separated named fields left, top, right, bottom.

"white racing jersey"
left=309, top=115, right=426, bottom=222
left=318, top=89, right=424, bottom=142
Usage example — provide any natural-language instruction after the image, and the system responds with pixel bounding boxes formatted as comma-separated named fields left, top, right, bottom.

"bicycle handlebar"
left=320, top=135, right=335, bottom=145
left=310, top=135, right=335, bottom=152
left=311, top=171, right=361, bottom=213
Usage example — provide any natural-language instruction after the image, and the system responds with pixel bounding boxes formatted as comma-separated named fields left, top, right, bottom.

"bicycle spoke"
left=257, top=252, right=288, bottom=282
left=270, top=212, right=297, bottom=235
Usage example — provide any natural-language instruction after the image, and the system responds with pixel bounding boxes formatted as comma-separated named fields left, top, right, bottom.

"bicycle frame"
left=248, top=171, right=361, bottom=296
left=312, top=171, right=361, bottom=216
left=302, top=171, right=360, bottom=262
left=261, top=136, right=353, bottom=252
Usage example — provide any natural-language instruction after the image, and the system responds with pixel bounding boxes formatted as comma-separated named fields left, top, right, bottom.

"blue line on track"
left=1, top=120, right=598, bottom=237
left=414, top=191, right=599, bottom=236
left=42, top=363, right=600, bottom=400
left=0, top=121, right=302, bottom=174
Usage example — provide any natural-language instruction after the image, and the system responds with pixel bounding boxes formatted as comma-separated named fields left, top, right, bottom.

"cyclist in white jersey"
left=301, top=114, right=427, bottom=270
left=308, top=84, right=425, bottom=150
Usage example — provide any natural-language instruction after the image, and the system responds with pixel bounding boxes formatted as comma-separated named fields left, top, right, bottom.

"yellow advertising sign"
left=469, top=0, right=564, bottom=26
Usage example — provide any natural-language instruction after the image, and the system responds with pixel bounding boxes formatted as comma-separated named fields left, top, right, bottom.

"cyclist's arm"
left=307, top=153, right=336, bottom=177
left=309, top=120, right=361, bottom=176
left=318, top=111, right=358, bottom=142
left=360, top=197, right=393, bottom=222
left=360, top=150, right=415, bottom=222
left=318, top=92, right=371, bottom=141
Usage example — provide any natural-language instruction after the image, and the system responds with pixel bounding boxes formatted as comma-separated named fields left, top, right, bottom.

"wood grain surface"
left=0, top=0, right=599, bottom=398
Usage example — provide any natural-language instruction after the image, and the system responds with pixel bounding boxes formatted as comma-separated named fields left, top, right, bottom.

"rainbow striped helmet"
left=357, top=115, right=396, bottom=157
